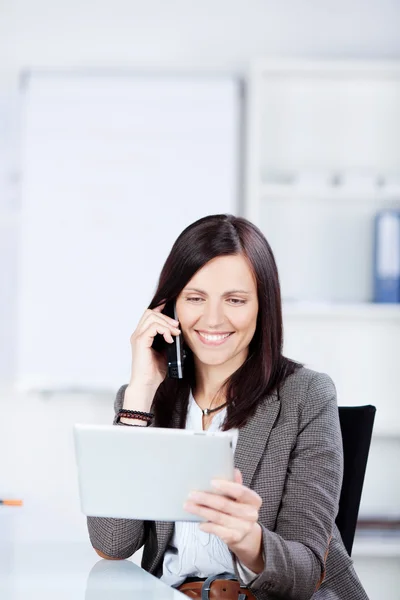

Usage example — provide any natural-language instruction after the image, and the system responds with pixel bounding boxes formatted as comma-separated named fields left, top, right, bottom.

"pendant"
left=203, top=409, right=209, bottom=416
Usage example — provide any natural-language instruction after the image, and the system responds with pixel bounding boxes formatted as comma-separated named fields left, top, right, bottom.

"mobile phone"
left=151, top=301, right=185, bottom=379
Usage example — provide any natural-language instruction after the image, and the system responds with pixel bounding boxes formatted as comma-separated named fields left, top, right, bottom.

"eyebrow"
left=183, top=288, right=252, bottom=296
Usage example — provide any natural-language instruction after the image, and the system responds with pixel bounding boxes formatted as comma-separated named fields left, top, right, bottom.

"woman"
left=87, top=214, right=368, bottom=600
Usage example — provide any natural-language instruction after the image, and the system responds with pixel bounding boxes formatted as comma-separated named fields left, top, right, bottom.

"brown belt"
left=178, top=577, right=256, bottom=600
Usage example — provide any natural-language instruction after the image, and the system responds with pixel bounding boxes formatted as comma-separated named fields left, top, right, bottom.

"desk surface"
left=0, top=542, right=184, bottom=600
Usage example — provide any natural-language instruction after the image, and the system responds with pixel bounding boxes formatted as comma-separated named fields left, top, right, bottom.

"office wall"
left=1, top=0, right=400, bottom=80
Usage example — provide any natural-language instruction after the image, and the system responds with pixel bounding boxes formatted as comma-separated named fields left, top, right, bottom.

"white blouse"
left=160, top=392, right=257, bottom=588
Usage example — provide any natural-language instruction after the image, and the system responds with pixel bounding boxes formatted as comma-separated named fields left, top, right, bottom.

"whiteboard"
left=17, top=72, right=241, bottom=392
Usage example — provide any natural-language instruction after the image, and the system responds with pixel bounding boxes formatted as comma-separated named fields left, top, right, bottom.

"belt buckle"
left=201, top=572, right=248, bottom=600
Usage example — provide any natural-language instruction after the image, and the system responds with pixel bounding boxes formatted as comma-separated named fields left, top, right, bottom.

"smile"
left=195, top=331, right=233, bottom=346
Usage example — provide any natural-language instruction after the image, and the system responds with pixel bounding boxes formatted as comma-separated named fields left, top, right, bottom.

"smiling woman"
left=176, top=254, right=259, bottom=417
left=87, top=214, right=369, bottom=600
left=147, top=214, right=299, bottom=432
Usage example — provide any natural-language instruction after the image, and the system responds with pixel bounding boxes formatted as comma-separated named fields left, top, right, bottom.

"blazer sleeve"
left=86, top=384, right=148, bottom=559
left=234, top=372, right=343, bottom=600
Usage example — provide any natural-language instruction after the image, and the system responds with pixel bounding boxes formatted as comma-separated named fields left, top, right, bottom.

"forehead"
left=186, top=255, right=256, bottom=291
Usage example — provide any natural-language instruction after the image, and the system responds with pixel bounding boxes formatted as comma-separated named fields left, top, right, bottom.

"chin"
left=195, top=350, right=236, bottom=367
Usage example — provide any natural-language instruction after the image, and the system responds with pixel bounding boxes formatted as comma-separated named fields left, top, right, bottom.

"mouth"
left=195, top=330, right=234, bottom=347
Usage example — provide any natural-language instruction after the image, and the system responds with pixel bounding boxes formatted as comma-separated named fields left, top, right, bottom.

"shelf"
left=253, top=58, right=400, bottom=76
left=352, top=535, right=400, bottom=558
left=369, top=429, right=400, bottom=439
left=246, top=59, right=400, bottom=226
left=259, top=183, right=400, bottom=203
left=282, top=302, right=400, bottom=320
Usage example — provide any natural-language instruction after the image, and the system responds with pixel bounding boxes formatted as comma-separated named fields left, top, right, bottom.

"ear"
left=234, top=468, right=243, bottom=485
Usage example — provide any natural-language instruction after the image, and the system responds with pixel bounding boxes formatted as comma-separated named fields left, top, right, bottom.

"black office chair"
left=335, top=405, right=376, bottom=556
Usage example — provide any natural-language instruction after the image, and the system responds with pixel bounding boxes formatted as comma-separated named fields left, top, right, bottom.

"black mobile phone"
left=151, top=300, right=185, bottom=379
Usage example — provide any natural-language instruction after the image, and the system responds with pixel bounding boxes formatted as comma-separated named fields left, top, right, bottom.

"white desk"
left=0, top=542, right=185, bottom=600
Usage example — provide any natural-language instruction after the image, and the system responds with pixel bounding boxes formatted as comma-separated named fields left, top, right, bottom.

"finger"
left=198, top=522, right=243, bottom=546
left=148, top=310, right=180, bottom=328
left=184, top=501, right=252, bottom=536
left=152, top=303, right=179, bottom=325
left=140, top=323, right=181, bottom=347
left=153, top=303, right=166, bottom=313
left=234, top=468, right=243, bottom=485
left=134, top=308, right=159, bottom=332
left=150, top=323, right=180, bottom=345
left=135, top=307, right=179, bottom=333
left=210, top=479, right=262, bottom=508
left=186, top=491, right=259, bottom=522
left=136, top=313, right=180, bottom=337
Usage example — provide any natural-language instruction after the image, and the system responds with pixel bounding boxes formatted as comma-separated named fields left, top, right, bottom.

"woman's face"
left=176, top=254, right=258, bottom=370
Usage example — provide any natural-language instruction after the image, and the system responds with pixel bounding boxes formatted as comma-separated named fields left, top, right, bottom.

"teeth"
left=198, top=332, right=231, bottom=341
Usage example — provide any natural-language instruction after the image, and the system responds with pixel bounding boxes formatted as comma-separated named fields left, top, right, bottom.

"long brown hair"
left=149, top=214, right=301, bottom=430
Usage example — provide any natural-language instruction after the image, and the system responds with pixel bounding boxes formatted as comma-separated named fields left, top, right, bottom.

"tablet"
left=73, top=424, right=235, bottom=522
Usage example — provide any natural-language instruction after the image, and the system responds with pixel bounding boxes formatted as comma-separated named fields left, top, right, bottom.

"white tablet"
left=73, top=424, right=235, bottom=522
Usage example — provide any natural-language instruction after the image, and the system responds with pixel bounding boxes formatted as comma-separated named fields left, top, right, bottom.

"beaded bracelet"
left=119, top=409, right=154, bottom=419
left=117, top=409, right=154, bottom=425
left=116, top=414, right=151, bottom=427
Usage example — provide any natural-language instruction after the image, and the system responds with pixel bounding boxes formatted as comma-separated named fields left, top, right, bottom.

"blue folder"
left=373, top=209, right=400, bottom=303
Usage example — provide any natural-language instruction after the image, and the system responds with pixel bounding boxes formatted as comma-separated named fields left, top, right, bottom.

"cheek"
left=232, top=310, right=258, bottom=335
left=181, top=321, right=196, bottom=339
left=176, top=307, right=199, bottom=333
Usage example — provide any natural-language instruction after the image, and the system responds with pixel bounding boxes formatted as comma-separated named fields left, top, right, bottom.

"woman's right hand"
left=128, top=303, right=181, bottom=393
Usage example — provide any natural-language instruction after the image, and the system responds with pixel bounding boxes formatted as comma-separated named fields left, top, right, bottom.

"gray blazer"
left=87, top=367, right=368, bottom=600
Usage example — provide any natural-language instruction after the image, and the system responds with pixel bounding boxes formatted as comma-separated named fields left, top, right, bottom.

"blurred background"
left=1, top=1, right=400, bottom=599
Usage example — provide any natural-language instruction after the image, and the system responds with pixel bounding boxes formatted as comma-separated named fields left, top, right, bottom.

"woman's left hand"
left=184, top=468, right=264, bottom=573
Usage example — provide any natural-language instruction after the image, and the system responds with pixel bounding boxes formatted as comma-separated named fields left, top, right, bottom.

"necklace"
left=201, top=401, right=228, bottom=416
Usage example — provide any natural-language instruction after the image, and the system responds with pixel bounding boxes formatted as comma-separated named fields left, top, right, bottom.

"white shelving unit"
left=282, top=300, right=400, bottom=320
left=259, top=183, right=400, bottom=204
left=246, top=59, right=400, bottom=217
left=353, top=536, right=400, bottom=559
left=245, top=60, right=400, bottom=596
left=246, top=59, right=400, bottom=304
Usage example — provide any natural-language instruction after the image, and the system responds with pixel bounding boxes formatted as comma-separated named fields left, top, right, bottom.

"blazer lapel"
left=234, top=390, right=281, bottom=488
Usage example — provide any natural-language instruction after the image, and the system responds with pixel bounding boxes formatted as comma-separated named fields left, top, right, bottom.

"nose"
left=203, top=300, right=225, bottom=329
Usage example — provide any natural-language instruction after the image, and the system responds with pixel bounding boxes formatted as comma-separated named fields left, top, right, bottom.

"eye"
left=186, top=297, right=204, bottom=303
left=227, top=298, right=246, bottom=305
